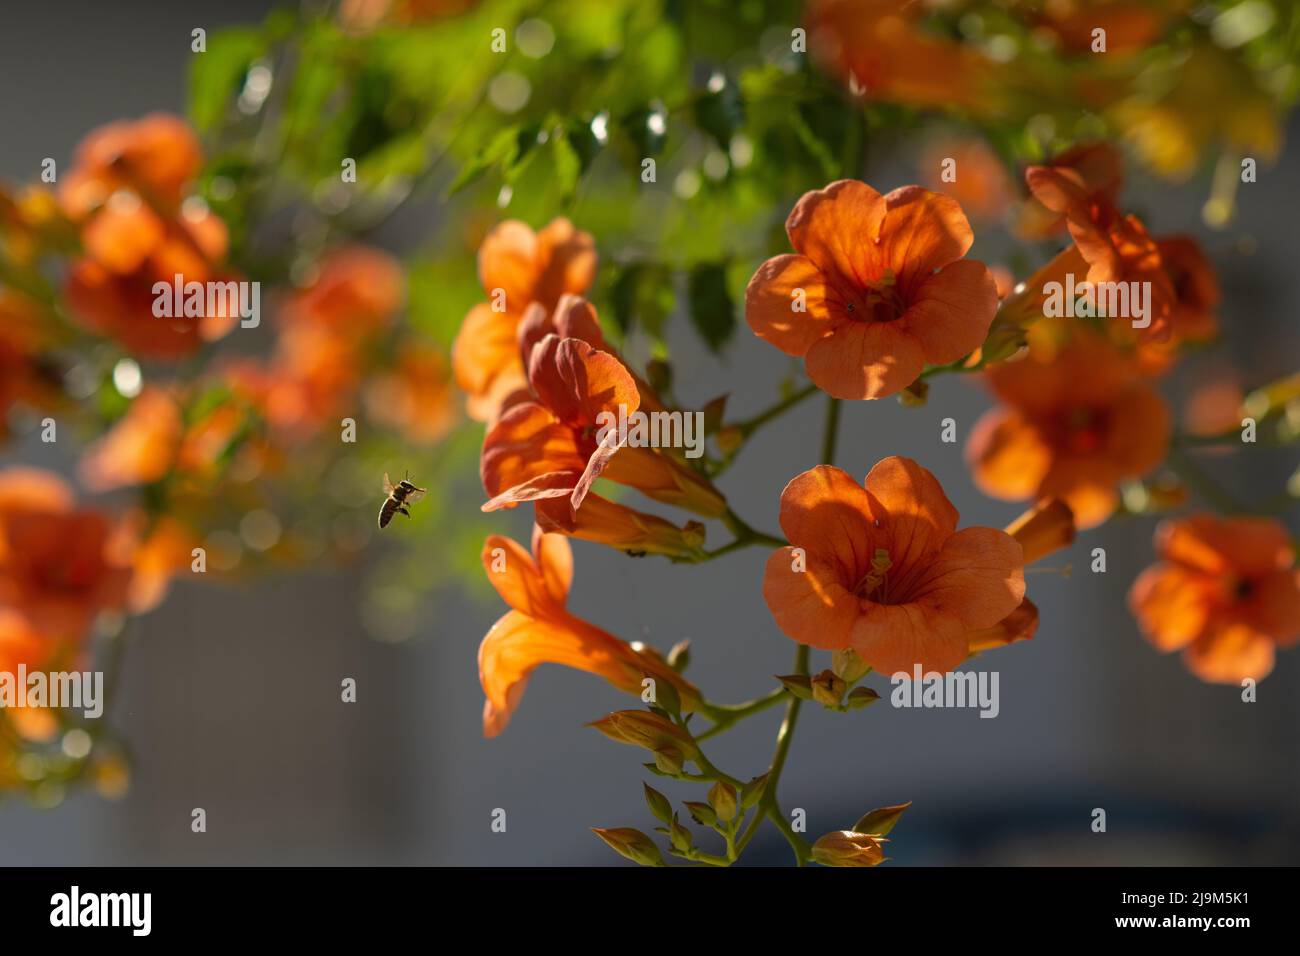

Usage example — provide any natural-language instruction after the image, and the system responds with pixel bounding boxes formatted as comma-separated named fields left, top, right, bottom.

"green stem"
left=1166, top=444, right=1266, bottom=515
left=759, top=643, right=812, bottom=865
left=696, top=687, right=789, bottom=740
left=820, top=396, right=841, bottom=467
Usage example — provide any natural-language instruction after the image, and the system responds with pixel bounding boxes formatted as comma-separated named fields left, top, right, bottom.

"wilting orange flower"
left=478, top=528, right=699, bottom=736
left=1025, top=161, right=1175, bottom=342
left=967, top=330, right=1171, bottom=528
left=806, top=0, right=1006, bottom=115
left=763, top=457, right=1026, bottom=674
left=480, top=327, right=725, bottom=552
left=59, top=114, right=236, bottom=359
left=363, top=340, right=458, bottom=445
left=0, top=469, right=131, bottom=641
left=1130, top=515, right=1300, bottom=683
left=746, top=181, right=999, bottom=400
left=1015, top=142, right=1124, bottom=241
left=453, top=218, right=596, bottom=420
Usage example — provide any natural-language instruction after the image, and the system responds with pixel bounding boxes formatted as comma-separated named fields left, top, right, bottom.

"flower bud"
left=811, top=830, right=886, bottom=867
left=654, top=746, right=685, bottom=776
left=740, top=773, right=768, bottom=809
left=776, top=674, right=813, bottom=700
left=589, top=710, right=698, bottom=758
left=667, top=639, right=691, bottom=672
left=684, top=801, right=717, bottom=827
left=810, top=669, right=847, bottom=708
left=846, top=686, right=880, bottom=709
left=831, top=648, right=871, bottom=684
left=592, top=827, right=665, bottom=867
left=707, top=781, right=738, bottom=823
left=714, top=425, right=744, bottom=455
left=852, top=801, right=911, bottom=837
left=644, top=783, right=673, bottom=824
left=669, top=816, right=693, bottom=854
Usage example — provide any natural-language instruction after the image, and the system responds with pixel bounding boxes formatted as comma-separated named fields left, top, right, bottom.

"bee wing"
left=383, top=472, right=395, bottom=495
left=405, top=488, right=427, bottom=504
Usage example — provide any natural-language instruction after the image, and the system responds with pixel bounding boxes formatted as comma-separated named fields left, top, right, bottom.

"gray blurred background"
left=1, top=0, right=1297, bottom=865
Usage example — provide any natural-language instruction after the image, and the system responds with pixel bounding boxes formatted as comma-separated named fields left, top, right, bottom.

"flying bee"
left=378, top=472, right=427, bottom=529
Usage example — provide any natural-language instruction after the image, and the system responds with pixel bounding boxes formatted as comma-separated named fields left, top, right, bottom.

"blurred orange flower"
left=967, top=330, right=1171, bottom=528
left=807, top=0, right=1005, bottom=115
left=746, top=181, right=999, bottom=400
left=1130, top=515, right=1300, bottom=682
left=763, top=457, right=1026, bottom=674
left=478, top=528, right=699, bottom=736
left=923, top=138, right=1014, bottom=223
left=364, top=339, right=458, bottom=445
left=452, top=218, right=596, bottom=420
left=60, top=114, right=236, bottom=360
left=1025, top=161, right=1175, bottom=342
left=278, top=245, right=404, bottom=337
left=80, top=387, right=184, bottom=491
left=0, top=469, right=131, bottom=641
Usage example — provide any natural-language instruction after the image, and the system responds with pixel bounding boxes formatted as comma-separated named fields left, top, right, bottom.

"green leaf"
left=609, top=261, right=673, bottom=343
left=189, top=27, right=266, bottom=132
left=687, top=262, right=736, bottom=353
left=446, top=124, right=538, bottom=197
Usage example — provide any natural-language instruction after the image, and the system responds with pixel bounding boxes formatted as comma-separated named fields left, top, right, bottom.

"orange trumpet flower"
left=1129, top=515, right=1300, bottom=683
left=966, top=330, right=1171, bottom=528
left=762, top=457, right=1026, bottom=675
left=478, top=528, right=699, bottom=736
left=746, top=180, right=999, bottom=400
left=453, top=218, right=596, bottom=420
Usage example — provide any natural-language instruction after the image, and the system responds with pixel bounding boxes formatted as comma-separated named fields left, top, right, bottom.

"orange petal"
left=745, top=254, right=837, bottom=356
left=81, top=198, right=165, bottom=273
left=1157, top=514, right=1294, bottom=578
left=482, top=470, right=579, bottom=512
left=900, top=258, right=998, bottom=365
left=878, top=186, right=974, bottom=293
left=480, top=401, right=586, bottom=500
left=1128, top=564, right=1215, bottom=651
left=862, top=456, right=959, bottom=577
left=1103, top=381, right=1171, bottom=477
left=904, top=526, right=1026, bottom=632
left=1039, top=458, right=1121, bottom=530
left=1240, top=569, right=1300, bottom=645
left=526, top=335, right=640, bottom=427
left=967, top=408, right=1054, bottom=501
left=452, top=302, right=522, bottom=416
left=785, top=180, right=887, bottom=292
left=850, top=600, right=970, bottom=675
left=531, top=524, right=572, bottom=606
left=777, top=465, right=879, bottom=582
left=532, top=218, right=597, bottom=308
left=478, top=220, right=542, bottom=310
left=1184, top=621, right=1275, bottom=684
left=762, top=547, right=861, bottom=650
left=479, top=611, right=636, bottom=736
left=481, top=534, right=565, bottom=617
left=804, top=319, right=925, bottom=400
